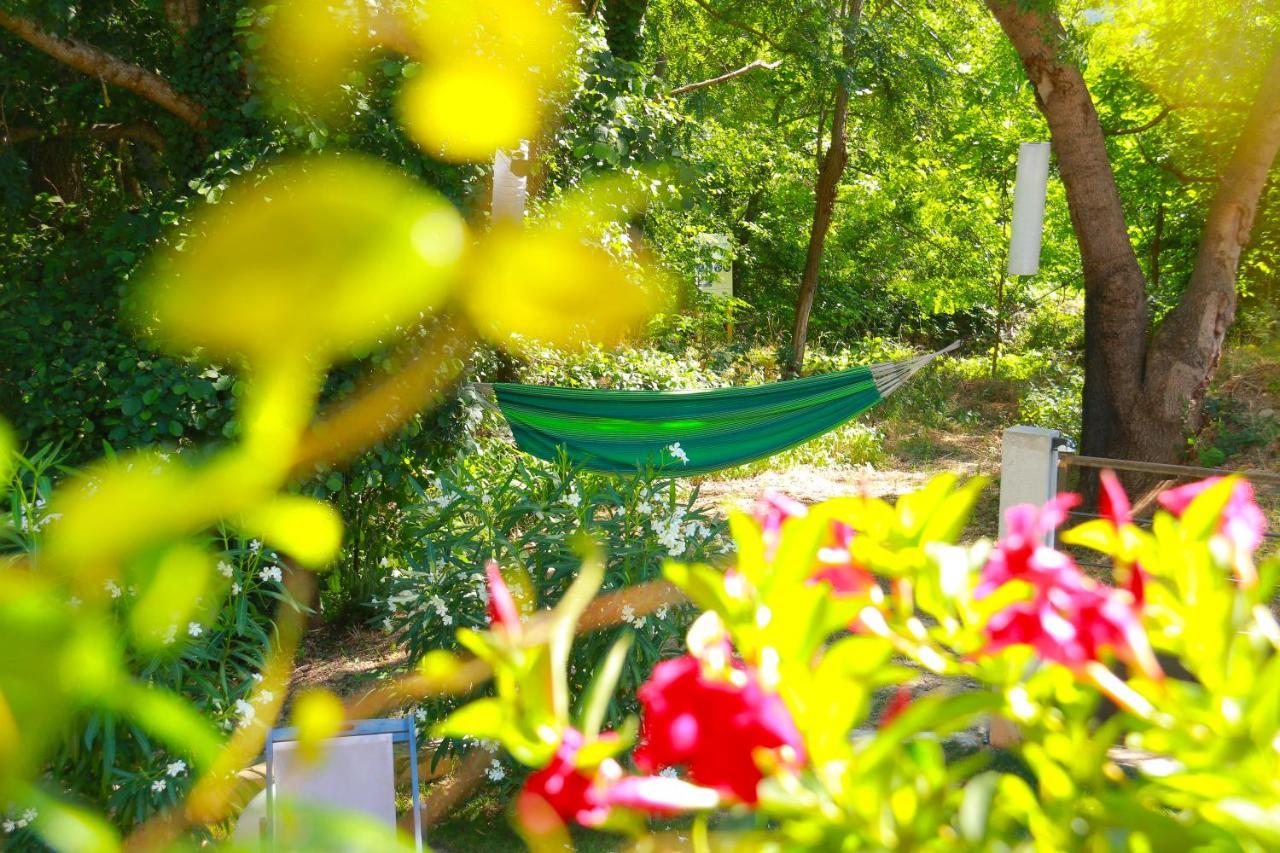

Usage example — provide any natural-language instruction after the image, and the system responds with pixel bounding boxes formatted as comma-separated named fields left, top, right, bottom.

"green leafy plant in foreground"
left=433, top=471, right=1279, bottom=851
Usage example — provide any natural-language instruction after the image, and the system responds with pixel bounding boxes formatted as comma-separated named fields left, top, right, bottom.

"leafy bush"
left=382, top=450, right=728, bottom=741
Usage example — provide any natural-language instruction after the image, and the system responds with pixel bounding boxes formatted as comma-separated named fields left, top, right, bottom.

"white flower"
left=151, top=780, right=167, bottom=793
left=252, top=672, right=264, bottom=683
left=14, top=819, right=27, bottom=829
left=659, top=767, right=679, bottom=779
left=2, top=820, right=13, bottom=833
left=162, top=624, right=177, bottom=646
left=231, top=582, right=241, bottom=595
left=255, top=690, right=275, bottom=705
left=486, top=759, right=506, bottom=782
left=564, top=489, right=581, bottom=508
left=621, top=604, right=636, bottom=624
left=105, top=579, right=123, bottom=599
left=668, top=442, right=689, bottom=465
left=259, top=565, right=283, bottom=583
left=248, top=539, right=262, bottom=552
left=217, top=560, right=234, bottom=578
left=187, top=622, right=203, bottom=638
left=636, top=501, right=652, bottom=516
left=165, top=760, right=187, bottom=777
left=383, top=617, right=393, bottom=631
left=415, top=708, right=428, bottom=721
left=20, top=810, right=34, bottom=824
left=234, top=699, right=256, bottom=727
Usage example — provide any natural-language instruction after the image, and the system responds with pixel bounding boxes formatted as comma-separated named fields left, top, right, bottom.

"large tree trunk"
left=788, top=0, right=863, bottom=377
left=602, top=0, right=649, bottom=64
left=986, top=1, right=1280, bottom=467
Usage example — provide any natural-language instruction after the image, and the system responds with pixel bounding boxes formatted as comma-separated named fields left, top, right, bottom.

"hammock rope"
left=472, top=341, right=960, bottom=476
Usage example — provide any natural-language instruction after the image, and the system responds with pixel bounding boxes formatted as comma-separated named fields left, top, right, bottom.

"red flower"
left=485, top=560, right=520, bottom=635
left=634, top=653, right=805, bottom=804
left=1159, top=476, right=1267, bottom=586
left=518, top=728, right=609, bottom=826
left=878, top=685, right=913, bottom=728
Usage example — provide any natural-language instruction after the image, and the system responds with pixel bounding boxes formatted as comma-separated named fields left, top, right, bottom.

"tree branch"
left=1103, top=104, right=1172, bottom=137
left=0, top=10, right=207, bottom=129
left=668, top=58, right=782, bottom=95
left=687, top=0, right=793, bottom=56
left=1, top=121, right=167, bottom=149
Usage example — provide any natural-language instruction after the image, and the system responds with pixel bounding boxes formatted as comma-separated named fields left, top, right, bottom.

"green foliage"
left=383, top=450, right=727, bottom=745
left=0, top=448, right=284, bottom=838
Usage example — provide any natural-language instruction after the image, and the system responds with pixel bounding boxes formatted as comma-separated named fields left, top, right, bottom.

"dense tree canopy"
left=1, top=0, right=1276, bottom=461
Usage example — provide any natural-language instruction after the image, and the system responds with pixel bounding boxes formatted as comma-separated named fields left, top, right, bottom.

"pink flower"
left=1159, top=477, right=1267, bottom=586
left=811, top=521, right=874, bottom=595
left=1098, top=470, right=1146, bottom=603
left=634, top=652, right=805, bottom=804
left=602, top=775, right=719, bottom=815
left=980, top=494, right=1160, bottom=680
left=985, top=576, right=1159, bottom=678
left=977, top=493, right=1081, bottom=598
left=485, top=561, right=520, bottom=635
left=752, top=490, right=808, bottom=558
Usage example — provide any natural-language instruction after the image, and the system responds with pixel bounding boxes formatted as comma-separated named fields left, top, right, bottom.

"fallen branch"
left=669, top=58, right=782, bottom=95
left=0, top=10, right=207, bottom=129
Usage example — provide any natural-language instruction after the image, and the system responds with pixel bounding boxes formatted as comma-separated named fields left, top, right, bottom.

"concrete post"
left=989, top=425, right=1066, bottom=749
left=997, top=425, right=1064, bottom=545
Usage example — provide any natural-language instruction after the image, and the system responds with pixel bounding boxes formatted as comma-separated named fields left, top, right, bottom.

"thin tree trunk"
left=788, top=0, right=863, bottom=377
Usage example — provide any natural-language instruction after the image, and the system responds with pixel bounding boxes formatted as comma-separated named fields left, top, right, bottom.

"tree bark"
left=0, top=10, right=207, bottom=129
left=788, top=0, right=863, bottom=377
left=985, top=1, right=1280, bottom=468
left=163, top=0, right=200, bottom=36
left=602, top=0, right=649, bottom=63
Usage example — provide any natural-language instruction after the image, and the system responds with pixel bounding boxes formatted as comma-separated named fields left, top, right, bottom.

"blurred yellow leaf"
left=401, top=0, right=574, bottom=162
left=0, top=418, right=13, bottom=484
left=139, top=155, right=466, bottom=370
left=291, top=689, right=346, bottom=764
left=237, top=494, right=344, bottom=569
left=262, top=0, right=373, bottom=113
left=462, top=227, right=663, bottom=353
left=21, top=787, right=121, bottom=853
left=127, top=541, right=214, bottom=652
left=411, top=0, right=573, bottom=74
left=400, top=63, right=540, bottom=162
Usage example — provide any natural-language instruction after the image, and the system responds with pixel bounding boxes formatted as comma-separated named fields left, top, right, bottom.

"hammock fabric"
left=486, top=342, right=959, bottom=476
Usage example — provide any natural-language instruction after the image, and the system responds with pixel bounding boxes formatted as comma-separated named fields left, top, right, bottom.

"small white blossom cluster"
left=233, top=689, right=274, bottom=730
left=651, top=505, right=689, bottom=556
left=563, top=487, right=581, bottom=508
left=485, top=759, right=506, bottom=782
left=2, top=808, right=37, bottom=834
left=425, top=594, right=453, bottom=626
left=15, top=496, right=61, bottom=533
left=667, top=442, right=690, bottom=465
left=259, top=564, right=283, bottom=583
left=621, top=603, right=647, bottom=629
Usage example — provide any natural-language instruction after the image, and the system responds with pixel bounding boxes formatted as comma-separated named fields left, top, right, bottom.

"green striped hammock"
left=479, top=342, right=958, bottom=476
